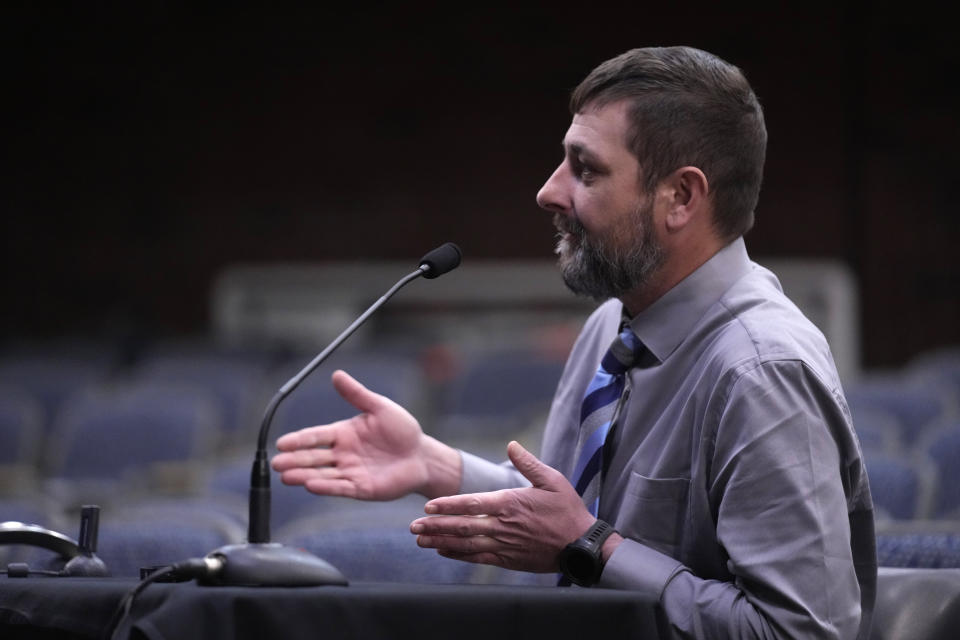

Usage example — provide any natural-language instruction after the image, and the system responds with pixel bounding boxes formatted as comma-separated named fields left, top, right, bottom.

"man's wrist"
left=600, top=531, right=624, bottom=565
left=418, top=435, right=463, bottom=499
left=558, top=519, right=617, bottom=587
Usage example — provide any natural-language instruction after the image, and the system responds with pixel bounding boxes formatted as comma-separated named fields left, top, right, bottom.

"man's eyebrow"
left=563, top=141, right=611, bottom=175
left=564, top=141, right=599, bottom=163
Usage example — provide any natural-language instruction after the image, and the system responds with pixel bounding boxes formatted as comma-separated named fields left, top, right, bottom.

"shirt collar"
left=626, top=237, right=753, bottom=363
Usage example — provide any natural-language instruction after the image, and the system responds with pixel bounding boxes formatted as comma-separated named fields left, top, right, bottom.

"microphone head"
left=419, top=242, right=462, bottom=279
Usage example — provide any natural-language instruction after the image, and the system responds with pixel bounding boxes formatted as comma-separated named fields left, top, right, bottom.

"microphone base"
left=201, top=543, right=348, bottom=587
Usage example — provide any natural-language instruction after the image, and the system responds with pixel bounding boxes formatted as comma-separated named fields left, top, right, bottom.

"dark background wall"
left=3, top=4, right=957, bottom=369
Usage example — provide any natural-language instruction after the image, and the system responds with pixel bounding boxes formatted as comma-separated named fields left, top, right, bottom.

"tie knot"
left=601, top=327, right=645, bottom=375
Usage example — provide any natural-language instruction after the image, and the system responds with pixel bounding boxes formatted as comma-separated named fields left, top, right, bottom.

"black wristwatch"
left=558, top=519, right=614, bottom=587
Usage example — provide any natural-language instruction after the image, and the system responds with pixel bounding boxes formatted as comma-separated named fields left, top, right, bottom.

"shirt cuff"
left=458, top=449, right=529, bottom=494
left=597, top=537, right=685, bottom=600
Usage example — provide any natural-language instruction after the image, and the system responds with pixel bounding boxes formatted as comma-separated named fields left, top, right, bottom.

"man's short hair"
left=571, top=46, right=767, bottom=241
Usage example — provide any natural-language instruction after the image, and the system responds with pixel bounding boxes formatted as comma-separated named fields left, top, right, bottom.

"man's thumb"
left=507, top=440, right=564, bottom=489
left=331, top=370, right=382, bottom=413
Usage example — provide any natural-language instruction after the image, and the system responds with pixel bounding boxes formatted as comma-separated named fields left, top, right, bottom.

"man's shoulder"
left=704, top=265, right=842, bottom=387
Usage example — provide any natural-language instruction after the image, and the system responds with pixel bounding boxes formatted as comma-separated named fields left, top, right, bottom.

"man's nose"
left=536, top=163, right=571, bottom=214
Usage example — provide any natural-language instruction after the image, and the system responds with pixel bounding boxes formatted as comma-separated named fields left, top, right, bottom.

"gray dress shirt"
left=458, top=238, right=877, bottom=639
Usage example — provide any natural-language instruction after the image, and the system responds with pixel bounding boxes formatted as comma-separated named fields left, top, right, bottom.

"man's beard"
left=553, top=202, right=665, bottom=302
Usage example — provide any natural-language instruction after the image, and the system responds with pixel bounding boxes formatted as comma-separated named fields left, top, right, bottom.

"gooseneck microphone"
left=417, top=242, right=462, bottom=279
left=202, top=242, right=462, bottom=586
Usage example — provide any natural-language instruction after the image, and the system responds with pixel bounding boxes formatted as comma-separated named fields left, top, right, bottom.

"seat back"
left=269, top=354, right=427, bottom=439
left=0, top=354, right=114, bottom=435
left=871, top=567, right=960, bottom=640
left=864, top=451, right=935, bottom=521
left=43, top=383, right=221, bottom=506
left=0, top=385, right=44, bottom=475
left=96, top=502, right=245, bottom=577
left=920, top=422, right=960, bottom=517
left=130, top=352, right=270, bottom=439
left=846, top=376, right=953, bottom=447
left=433, top=349, right=563, bottom=450
left=276, top=498, right=476, bottom=585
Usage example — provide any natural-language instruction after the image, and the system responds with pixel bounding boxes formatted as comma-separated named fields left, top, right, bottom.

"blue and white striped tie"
left=571, top=325, right=644, bottom=517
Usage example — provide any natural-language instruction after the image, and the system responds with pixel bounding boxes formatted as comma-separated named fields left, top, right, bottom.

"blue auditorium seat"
left=129, top=350, right=271, bottom=443
left=42, top=382, right=221, bottom=507
left=850, top=406, right=902, bottom=455
left=907, top=346, right=960, bottom=399
left=864, top=451, right=934, bottom=520
left=0, top=384, right=43, bottom=467
left=871, top=567, right=960, bottom=640
left=275, top=496, right=476, bottom=584
left=278, top=525, right=477, bottom=584
left=96, top=503, right=246, bottom=577
left=876, top=522, right=960, bottom=569
left=845, top=375, right=952, bottom=447
left=203, top=455, right=333, bottom=530
left=920, top=422, right=960, bottom=518
left=0, top=354, right=115, bottom=435
left=0, top=495, right=61, bottom=529
left=269, top=353, right=428, bottom=439
left=432, top=348, right=564, bottom=449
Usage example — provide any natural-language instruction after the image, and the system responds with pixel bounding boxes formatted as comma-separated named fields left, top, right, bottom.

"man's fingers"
left=424, top=491, right=506, bottom=516
left=415, top=532, right=506, bottom=555
left=278, top=464, right=344, bottom=486
left=303, top=477, right=361, bottom=499
left=410, top=514, right=499, bottom=538
left=277, top=465, right=361, bottom=498
left=271, top=447, right=336, bottom=472
left=275, top=425, right=336, bottom=452
left=435, top=549, right=507, bottom=567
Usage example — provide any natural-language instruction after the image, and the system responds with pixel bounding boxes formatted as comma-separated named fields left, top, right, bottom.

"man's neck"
left=619, top=236, right=729, bottom=315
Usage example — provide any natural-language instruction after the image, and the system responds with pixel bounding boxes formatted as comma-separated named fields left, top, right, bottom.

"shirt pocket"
left=614, top=471, right=690, bottom=558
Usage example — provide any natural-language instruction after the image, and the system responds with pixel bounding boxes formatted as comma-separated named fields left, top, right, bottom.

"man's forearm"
left=416, top=434, right=464, bottom=499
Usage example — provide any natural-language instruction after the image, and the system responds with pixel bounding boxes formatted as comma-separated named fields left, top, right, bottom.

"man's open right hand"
left=270, top=370, right=459, bottom=501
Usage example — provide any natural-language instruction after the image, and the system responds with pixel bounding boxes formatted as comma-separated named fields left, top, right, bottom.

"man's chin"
left=558, top=261, right=609, bottom=302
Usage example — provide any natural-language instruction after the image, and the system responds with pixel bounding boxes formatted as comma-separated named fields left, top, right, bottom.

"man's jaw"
left=553, top=213, right=586, bottom=257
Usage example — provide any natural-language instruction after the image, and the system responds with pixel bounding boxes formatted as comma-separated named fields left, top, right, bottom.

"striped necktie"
left=571, top=325, right=644, bottom=517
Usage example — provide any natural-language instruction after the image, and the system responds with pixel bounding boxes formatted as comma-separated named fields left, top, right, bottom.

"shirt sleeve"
left=599, top=359, right=864, bottom=640
left=457, top=449, right=530, bottom=494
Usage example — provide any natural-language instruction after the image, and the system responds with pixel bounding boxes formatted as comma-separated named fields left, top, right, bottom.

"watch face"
left=560, top=520, right=611, bottom=587
left=562, top=546, right=598, bottom=585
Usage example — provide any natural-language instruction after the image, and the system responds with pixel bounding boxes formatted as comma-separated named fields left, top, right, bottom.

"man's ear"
left=662, top=166, right=709, bottom=233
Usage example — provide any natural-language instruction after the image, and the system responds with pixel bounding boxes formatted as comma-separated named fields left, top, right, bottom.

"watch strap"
left=581, top=519, right=614, bottom=552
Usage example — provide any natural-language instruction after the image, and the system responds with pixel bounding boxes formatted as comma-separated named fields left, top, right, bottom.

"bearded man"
left=272, top=46, right=876, bottom=640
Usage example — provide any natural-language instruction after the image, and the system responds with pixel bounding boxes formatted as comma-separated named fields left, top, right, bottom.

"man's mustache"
left=553, top=213, right=587, bottom=238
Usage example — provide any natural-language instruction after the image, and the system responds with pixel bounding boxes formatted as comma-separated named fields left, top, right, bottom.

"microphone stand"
left=202, top=251, right=457, bottom=586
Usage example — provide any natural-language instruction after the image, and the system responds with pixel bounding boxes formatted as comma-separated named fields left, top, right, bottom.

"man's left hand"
left=409, top=441, right=596, bottom=573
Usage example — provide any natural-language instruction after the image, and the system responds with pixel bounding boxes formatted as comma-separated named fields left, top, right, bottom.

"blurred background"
left=1, top=4, right=959, bottom=580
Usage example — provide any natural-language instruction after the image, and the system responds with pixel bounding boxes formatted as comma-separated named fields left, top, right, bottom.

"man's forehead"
left=562, top=101, right=633, bottom=157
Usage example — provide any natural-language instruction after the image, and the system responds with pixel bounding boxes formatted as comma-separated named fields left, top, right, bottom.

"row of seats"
left=1, top=339, right=959, bottom=580
left=847, top=348, right=960, bottom=521
left=4, top=498, right=960, bottom=581
left=0, top=338, right=564, bottom=487
left=0, top=492, right=545, bottom=584
left=0, top=337, right=564, bottom=442
left=0, top=336, right=564, bottom=584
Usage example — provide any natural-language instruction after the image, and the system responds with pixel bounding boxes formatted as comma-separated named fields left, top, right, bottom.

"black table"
left=5, top=568, right=960, bottom=640
left=0, top=577, right=663, bottom=640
